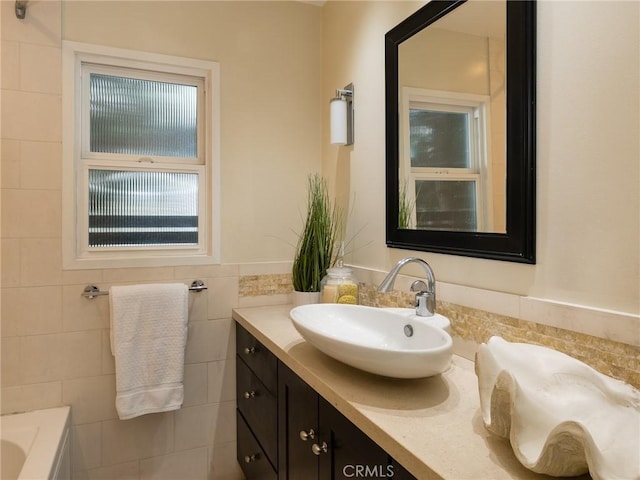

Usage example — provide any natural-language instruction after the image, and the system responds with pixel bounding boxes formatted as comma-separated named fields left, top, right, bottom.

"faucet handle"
left=410, top=280, right=428, bottom=293
left=415, top=291, right=435, bottom=317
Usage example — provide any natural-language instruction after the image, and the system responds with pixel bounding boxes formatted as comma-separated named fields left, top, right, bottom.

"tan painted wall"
left=321, top=1, right=639, bottom=315
left=63, top=0, right=323, bottom=263
left=1, top=2, right=322, bottom=477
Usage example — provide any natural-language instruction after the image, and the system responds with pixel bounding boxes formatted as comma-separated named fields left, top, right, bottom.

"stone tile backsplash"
left=239, top=273, right=293, bottom=297
left=240, top=273, right=640, bottom=389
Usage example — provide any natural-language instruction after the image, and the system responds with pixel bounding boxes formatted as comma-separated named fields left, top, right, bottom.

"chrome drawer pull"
left=243, top=390, right=256, bottom=399
left=311, top=442, right=328, bottom=455
left=299, top=428, right=315, bottom=441
left=243, top=346, right=255, bottom=355
left=244, top=453, right=260, bottom=463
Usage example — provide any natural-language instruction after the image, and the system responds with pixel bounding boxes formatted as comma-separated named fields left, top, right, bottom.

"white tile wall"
left=1, top=3, right=247, bottom=478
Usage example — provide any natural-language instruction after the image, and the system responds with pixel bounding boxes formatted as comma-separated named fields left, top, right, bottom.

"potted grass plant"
left=292, top=173, right=341, bottom=306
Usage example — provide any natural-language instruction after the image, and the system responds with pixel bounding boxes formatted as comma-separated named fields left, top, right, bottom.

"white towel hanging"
left=109, top=283, right=188, bottom=420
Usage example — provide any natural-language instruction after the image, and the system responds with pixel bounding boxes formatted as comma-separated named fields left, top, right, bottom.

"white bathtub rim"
left=1, top=406, right=71, bottom=480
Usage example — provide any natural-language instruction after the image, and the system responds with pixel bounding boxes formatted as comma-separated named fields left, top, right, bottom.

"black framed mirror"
left=385, top=0, right=535, bottom=263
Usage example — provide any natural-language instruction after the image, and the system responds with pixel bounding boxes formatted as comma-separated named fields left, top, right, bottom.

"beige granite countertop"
left=232, top=305, right=589, bottom=480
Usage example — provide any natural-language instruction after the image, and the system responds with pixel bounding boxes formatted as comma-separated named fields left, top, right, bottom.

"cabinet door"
left=278, top=363, right=320, bottom=480
left=390, top=460, right=419, bottom=480
left=318, top=397, right=394, bottom=480
left=237, top=357, right=278, bottom=468
left=237, top=411, right=277, bottom=480
left=236, top=324, right=278, bottom=394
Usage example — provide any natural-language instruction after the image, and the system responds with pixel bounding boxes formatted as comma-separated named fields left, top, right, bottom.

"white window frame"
left=400, top=87, right=494, bottom=231
left=62, top=41, right=221, bottom=269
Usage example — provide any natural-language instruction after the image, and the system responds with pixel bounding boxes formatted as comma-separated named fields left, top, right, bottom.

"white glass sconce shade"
left=330, top=98, right=348, bottom=145
left=330, top=84, right=354, bottom=146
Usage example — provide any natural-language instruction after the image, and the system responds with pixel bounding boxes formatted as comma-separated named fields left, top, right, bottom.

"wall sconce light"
left=15, top=1, right=28, bottom=19
left=330, top=83, right=354, bottom=146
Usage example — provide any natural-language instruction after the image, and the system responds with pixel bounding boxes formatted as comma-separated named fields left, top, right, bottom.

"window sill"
left=63, top=252, right=220, bottom=270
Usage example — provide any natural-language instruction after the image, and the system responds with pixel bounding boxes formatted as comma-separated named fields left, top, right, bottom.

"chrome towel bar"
left=81, top=280, right=207, bottom=299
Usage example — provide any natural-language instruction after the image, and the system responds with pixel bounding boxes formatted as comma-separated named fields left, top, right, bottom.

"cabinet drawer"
left=237, top=410, right=277, bottom=480
left=237, top=358, right=278, bottom=468
left=236, top=324, right=277, bottom=394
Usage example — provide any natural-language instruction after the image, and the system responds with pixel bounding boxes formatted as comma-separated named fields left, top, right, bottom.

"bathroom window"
left=63, top=42, right=220, bottom=268
left=400, top=88, right=492, bottom=231
left=88, top=169, right=201, bottom=248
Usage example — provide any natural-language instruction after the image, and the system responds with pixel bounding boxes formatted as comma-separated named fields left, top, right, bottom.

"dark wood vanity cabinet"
left=236, top=325, right=278, bottom=480
left=236, top=323, right=417, bottom=480
left=319, top=400, right=416, bottom=480
left=278, top=362, right=319, bottom=479
left=278, top=363, right=417, bottom=480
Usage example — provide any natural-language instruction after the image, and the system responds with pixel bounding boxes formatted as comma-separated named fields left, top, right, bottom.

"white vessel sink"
left=381, top=307, right=451, bottom=333
left=289, top=304, right=452, bottom=378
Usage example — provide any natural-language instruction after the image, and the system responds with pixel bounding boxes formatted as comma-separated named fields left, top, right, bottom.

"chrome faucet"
left=378, top=257, right=436, bottom=317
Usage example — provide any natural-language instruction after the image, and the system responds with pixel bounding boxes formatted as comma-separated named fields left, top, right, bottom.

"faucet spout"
left=378, top=257, right=436, bottom=316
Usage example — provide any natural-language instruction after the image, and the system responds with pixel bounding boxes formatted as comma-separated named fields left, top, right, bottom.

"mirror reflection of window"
left=415, top=179, right=477, bottom=231
left=410, top=109, right=470, bottom=168
left=400, top=88, right=491, bottom=232
left=397, top=0, right=506, bottom=233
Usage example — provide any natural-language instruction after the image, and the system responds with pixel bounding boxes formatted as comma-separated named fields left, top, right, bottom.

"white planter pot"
left=292, top=291, right=321, bottom=307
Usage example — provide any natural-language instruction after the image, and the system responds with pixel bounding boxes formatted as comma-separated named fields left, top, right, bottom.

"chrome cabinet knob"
left=299, top=429, right=315, bottom=441
left=243, top=390, right=256, bottom=399
left=244, top=453, right=259, bottom=463
left=243, top=346, right=255, bottom=355
left=311, top=442, right=328, bottom=455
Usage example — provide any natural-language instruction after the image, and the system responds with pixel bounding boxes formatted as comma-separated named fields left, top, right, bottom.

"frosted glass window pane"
left=89, top=74, right=197, bottom=158
left=89, top=169, right=198, bottom=247
left=410, top=109, right=469, bottom=168
left=415, top=180, right=477, bottom=231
